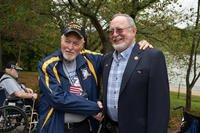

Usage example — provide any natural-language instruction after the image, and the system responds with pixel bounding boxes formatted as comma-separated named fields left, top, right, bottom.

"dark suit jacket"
left=102, top=44, right=170, bottom=133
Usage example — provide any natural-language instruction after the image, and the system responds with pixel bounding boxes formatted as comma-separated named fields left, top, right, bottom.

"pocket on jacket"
left=133, top=69, right=148, bottom=78
left=130, top=69, right=148, bottom=85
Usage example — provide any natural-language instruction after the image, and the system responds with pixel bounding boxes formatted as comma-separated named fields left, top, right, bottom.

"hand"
left=26, top=88, right=33, bottom=94
left=32, top=93, right=38, bottom=100
left=93, top=112, right=104, bottom=121
left=93, top=101, right=104, bottom=121
left=97, top=101, right=103, bottom=109
left=138, top=40, right=153, bottom=50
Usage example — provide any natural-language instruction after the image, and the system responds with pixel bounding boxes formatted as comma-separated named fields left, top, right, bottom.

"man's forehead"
left=110, top=16, right=128, bottom=28
left=62, top=33, right=85, bottom=43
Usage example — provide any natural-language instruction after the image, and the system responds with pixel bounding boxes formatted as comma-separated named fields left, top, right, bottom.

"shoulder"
left=142, top=48, right=165, bottom=58
left=102, top=51, right=113, bottom=61
left=0, top=74, right=12, bottom=81
left=0, top=74, right=18, bottom=88
left=103, top=52, right=113, bottom=58
left=80, top=49, right=103, bottom=62
left=0, top=74, right=7, bottom=83
left=39, top=49, right=62, bottom=68
left=80, top=49, right=102, bottom=56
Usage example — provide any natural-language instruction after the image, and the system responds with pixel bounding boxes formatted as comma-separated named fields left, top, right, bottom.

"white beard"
left=112, top=42, right=129, bottom=52
left=63, top=52, right=78, bottom=61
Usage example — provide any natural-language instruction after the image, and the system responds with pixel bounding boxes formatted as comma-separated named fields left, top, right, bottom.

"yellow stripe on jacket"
left=41, top=57, right=60, bottom=130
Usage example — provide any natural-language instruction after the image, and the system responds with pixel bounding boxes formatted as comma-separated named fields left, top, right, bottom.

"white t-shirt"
left=63, top=60, right=87, bottom=123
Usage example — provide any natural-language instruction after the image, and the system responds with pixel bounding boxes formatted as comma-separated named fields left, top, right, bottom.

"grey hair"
left=111, top=13, right=136, bottom=28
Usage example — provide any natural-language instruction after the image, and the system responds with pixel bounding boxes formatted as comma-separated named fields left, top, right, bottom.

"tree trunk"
left=89, top=18, right=112, bottom=54
left=185, top=0, right=200, bottom=111
left=185, top=86, right=192, bottom=111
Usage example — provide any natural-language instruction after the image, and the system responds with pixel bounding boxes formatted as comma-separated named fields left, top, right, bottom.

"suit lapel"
left=119, top=44, right=142, bottom=94
left=103, top=56, right=113, bottom=88
left=103, top=54, right=113, bottom=110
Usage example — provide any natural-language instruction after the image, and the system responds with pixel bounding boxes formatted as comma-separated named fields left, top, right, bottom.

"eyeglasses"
left=108, top=26, right=132, bottom=35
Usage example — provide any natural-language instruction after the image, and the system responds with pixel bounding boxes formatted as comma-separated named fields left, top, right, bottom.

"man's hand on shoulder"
left=138, top=40, right=153, bottom=50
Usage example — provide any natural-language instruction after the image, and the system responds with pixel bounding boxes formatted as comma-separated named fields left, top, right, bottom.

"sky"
left=178, top=0, right=198, bottom=10
left=175, top=0, right=198, bottom=28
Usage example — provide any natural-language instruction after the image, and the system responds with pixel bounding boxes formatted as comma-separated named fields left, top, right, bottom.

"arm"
left=21, top=84, right=33, bottom=94
left=1, top=77, right=37, bottom=100
left=38, top=60, right=101, bottom=116
left=17, top=84, right=37, bottom=99
left=147, top=50, right=170, bottom=133
left=14, top=90, right=37, bottom=99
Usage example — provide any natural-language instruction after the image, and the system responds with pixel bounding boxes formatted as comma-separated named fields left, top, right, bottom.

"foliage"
left=1, top=0, right=200, bottom=128
left=1, top=0, right=200, bottom=111
left=0, top=0, right=60, bottom=71
left=52, top=0, right=178, bottom=53
left=136, top=0, right=200, bottom=111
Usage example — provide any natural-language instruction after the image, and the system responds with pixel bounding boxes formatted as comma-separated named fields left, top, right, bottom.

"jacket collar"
left=56, top=49, right=87, bottom=69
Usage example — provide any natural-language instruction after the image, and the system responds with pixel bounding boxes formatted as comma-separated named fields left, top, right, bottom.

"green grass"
left=170, top=91, right=200, bottom=115
left=169, top=91, right=200, bottom=129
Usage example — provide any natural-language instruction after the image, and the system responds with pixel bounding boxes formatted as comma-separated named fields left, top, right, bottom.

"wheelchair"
left=0, top=89, right=38, bottom=133
left=174, top=106, right=200, bottom=133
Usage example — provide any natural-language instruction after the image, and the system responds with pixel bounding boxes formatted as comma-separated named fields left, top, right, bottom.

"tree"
left=185, top=0, right=200, bottom=110
left=136, top=0, right=200, bottom=111
left=0, top=0, right=59, bottom=71
left=51, top=0, right=174, bottom=53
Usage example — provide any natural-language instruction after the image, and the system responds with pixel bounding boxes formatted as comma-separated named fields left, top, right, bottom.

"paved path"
left=170, top=87, right=200, bottom=96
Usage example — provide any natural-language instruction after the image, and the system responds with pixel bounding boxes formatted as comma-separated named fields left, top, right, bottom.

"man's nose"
left=67, top=42, right=74, bottom=49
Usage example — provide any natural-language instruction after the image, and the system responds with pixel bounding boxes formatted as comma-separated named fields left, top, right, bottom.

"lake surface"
left=167, top=54, right=200, bottom=90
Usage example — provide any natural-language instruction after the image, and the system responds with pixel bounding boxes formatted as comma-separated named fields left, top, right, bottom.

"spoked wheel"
left=0, top=105, right=28, bottom=132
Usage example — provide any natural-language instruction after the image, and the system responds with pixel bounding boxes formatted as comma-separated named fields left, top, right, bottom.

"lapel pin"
left=134, top=56, right=139, bottom=60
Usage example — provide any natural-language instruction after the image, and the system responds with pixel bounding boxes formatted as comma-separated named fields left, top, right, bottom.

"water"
left=167, top=54, right=200, bottom=90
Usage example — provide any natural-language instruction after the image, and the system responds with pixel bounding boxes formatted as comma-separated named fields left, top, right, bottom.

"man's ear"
left=133, top=27, right=137, bottom=34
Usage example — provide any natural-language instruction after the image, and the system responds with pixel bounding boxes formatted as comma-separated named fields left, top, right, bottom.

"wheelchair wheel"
left=0, top=105, right=28, bottom=132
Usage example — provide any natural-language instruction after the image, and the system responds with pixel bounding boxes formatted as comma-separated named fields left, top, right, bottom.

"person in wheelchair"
left=0, top=61, right=38, bottom=132
left=0, top=61, right=37, bottom=101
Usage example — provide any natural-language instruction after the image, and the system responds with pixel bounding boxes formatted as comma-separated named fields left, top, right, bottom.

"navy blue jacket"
left=37, top=49, right=102, bottom=133
left=102, top=44, right=170, bottom=133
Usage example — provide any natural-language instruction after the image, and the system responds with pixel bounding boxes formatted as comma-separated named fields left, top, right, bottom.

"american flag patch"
left=69, top=85, right=83, bottom=95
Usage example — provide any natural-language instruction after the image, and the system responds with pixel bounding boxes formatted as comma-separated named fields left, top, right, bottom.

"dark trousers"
left=99, top=119, right=119, bottom=133
left=64, top=119, right=91, bottom=133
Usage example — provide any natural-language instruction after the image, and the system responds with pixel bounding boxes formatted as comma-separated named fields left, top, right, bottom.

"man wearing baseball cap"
left=37, top=23, right=103, bottom=133
left=37, top=23, right=152, bottom=133
left=0, top=61, right=37, bottom=100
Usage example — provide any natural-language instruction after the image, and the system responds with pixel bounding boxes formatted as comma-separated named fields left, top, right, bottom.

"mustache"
left=112, top=36, right=123, bottom=41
